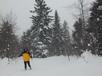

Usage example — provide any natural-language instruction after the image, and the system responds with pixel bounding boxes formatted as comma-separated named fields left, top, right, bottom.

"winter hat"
left=24, top=48, right=29, bottom=51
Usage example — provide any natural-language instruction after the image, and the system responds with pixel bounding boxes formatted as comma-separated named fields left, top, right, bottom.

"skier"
left=20, top=48, right=32, bottom=70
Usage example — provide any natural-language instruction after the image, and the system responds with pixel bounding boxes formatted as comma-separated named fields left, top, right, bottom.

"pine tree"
left=72, top=0, right=90, bottom=56
left=87, top=0, right=102, bottom=55
left=51, top=10, right=63, bottom=56
left=21, top=30, right=32, bottom=49
left=0, top=19, right=19, bottom=59
left=61, top=21, right=72, bottom=59
left=0, top=23, right=3, bottom=58
left=72, top=18, right=83, bottom=55
left=29, top=0, right=53, bottom=57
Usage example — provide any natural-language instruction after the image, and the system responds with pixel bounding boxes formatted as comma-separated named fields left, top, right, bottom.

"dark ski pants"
left=24, top=61, right=32, bottom=70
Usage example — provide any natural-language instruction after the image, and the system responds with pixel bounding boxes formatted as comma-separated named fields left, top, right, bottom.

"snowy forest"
left=0, top=0, right=102, bottom=59
left=0, top=0, right=102, bottom=76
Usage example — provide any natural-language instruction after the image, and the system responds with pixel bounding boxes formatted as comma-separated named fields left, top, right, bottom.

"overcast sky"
left=0, top=0, right=94, bottom=36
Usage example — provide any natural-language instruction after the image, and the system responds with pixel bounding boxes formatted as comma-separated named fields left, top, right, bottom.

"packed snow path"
left=0, top=52, right=102, bottom=76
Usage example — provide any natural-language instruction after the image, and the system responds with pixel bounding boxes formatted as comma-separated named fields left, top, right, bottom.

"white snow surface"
left=0, top=51, right=102, bottom=76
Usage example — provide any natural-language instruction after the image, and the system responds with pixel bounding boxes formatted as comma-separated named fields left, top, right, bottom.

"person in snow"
left=20, top=48, right=32, bottom=70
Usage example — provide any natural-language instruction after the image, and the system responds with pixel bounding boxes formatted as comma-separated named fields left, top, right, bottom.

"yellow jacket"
left=22, top=52, right=31, bottom=61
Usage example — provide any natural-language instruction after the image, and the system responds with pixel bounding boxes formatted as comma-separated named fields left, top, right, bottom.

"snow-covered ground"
left=0, top=51, right=102, bottom=76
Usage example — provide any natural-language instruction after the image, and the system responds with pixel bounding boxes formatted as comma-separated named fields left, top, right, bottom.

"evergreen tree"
left=29, top=0, right=53, bottom=57
left=51, top=10, right=63, bottom=56
left=72, top=0, right=91, bottom=55
left=21, top=30, right=32, bottom=49
left=0, top=19, right=19, bottom=58
left=0, top=22, right=3, bottom=58
left=61, top=21, right=72, bottom=59
left=87, top=0, right=102, bottom=55
left=72, top=18, right=83, bottom=55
